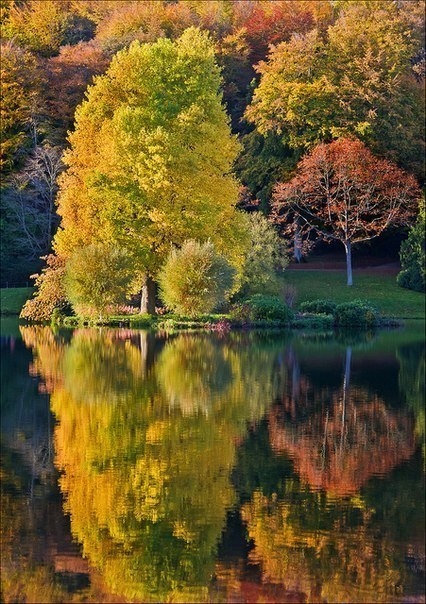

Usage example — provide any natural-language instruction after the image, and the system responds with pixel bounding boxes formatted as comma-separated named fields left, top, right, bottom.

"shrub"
left=397, top=201, right=425, bottom=293
left=235, top=212, right=288, bottom=298
left=231, top=294, right=293, bottom=323
left=299, top=299, right=337, bottom=315
left=64, top=243, right=134, bottom=318
left=292, top=313, right=334, bottom=330
left=334, top=299, right=379, bottom=328
left=20, top=254, right=68, bottom=322
left=158, top=240, right=235, bottom=318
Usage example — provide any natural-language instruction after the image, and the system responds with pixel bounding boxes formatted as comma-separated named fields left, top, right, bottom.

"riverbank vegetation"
left=3, top=268, right=424, bottom=329
left=1, top=1, right=424, bottom=324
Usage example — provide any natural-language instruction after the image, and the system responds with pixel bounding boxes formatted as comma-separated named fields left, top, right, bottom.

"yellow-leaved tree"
left=27, top=27, right=248, bottom=317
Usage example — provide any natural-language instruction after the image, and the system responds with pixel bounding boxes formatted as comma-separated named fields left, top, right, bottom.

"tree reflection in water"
left=269, top=345, right=416, bottom=496
left=239, top=338, right=424, bottom=603
left=11, top=326, right=424, bottom=604
left=20, top=327, right=283, bottom=602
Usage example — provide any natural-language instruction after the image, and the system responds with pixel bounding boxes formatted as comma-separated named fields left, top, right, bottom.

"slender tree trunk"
left=294, top=216, right=303, bottom=262
left=140, top=275, right=156, bottom=314
left=343, top=239, right=353, bottom=286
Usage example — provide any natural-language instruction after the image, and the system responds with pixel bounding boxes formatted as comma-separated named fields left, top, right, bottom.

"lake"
left=1, top=319, right=425, bottom=603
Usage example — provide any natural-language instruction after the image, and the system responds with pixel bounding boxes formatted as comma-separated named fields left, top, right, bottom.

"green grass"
left=0, top=288, right=34, bottom=315
left=2, top=271, right=424, bottom=322
left=283, top=270, right=425, bottom=319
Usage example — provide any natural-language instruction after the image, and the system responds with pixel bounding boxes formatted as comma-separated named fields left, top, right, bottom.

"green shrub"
left=231, top=294, right=293, bottom=323
left=236, top=212, right=288, bottom=298
left=397, top=269, right=424, bottom=293
left=158, top=240, right=235, bottom=318
left=64, top=243, right=134, bottom=318
left=299, top=299, right=337, bottom=315
left=292, top=313, right=334, bottom=330
left=397, top=201, right=425, bottom=293
left=334, top=299, right=379, bottom=328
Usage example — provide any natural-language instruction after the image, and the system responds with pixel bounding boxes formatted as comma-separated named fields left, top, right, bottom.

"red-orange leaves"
left=272, top=138, right=421, bottom=246
left=271, top=138, right=421, bottom=283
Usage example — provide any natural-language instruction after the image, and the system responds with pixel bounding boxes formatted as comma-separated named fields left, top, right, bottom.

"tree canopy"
left=51, top=27, right=248, bottom=312
left=246, top=1, right=425, bottom=179
left=271, top=138, right=421, bottom=285
left=2, top=0, right=424, bottom=298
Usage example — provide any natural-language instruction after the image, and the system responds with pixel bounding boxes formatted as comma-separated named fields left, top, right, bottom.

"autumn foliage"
left=20, top=254, right=67, bottom=321
left=269, top=394, right=416, bottom=497
left=240, top=1, right=314, bottom=63
left=1, top=0, right=424, bottom=303
left=272, top=138, right=421, bottom=284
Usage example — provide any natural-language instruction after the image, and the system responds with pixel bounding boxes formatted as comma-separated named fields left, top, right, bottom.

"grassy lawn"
left=0, top=287, right=34, bottom=315
left=283, top=270, right=425, bottom=319
left=1, top=271, right=424, bottom=321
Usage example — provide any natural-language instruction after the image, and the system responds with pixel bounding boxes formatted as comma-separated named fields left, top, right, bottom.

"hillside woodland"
left=1, top=0, right=424, bottom=311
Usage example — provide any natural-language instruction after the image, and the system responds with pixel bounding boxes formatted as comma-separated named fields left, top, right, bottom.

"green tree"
left=246, top=2, right=424, bottom=178
left=51, top=27, right=248, bottom=316
left=0, top=41, right=44, bottom=172
left=158, top=240, right=235, bottom=317
left=236, top=212, right=288, bottom=299
left=234, top=131, right=300, bottom=210
left=397, top=200, right=425, bottom=293
left=64, top=243, right=134, bottom=318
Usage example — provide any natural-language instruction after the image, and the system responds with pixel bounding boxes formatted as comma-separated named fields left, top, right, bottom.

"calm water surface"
left=1, top=319, right=425, bottom=603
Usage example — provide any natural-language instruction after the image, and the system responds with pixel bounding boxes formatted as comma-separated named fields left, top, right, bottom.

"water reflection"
left=1, top=324, right=424, bottom=603
left=270, top=345, right=416, bottom=495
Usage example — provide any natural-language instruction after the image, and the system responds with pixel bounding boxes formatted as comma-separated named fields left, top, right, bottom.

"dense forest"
left=1, top=0, right=424, bottom=309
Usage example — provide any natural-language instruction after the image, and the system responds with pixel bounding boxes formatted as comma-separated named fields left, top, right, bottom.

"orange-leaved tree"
left=271, top=138, right=421, bottom=285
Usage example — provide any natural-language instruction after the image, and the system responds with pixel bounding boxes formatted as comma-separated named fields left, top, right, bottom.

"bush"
left=64, top=243, right=134, bottom=318
left=397, top=269, right=425, bottom=293
left=20, top=254, right=68, bottom=322
left=231, top=294, right=293, bottom=323
left=334, top=299, right=379, bottom=328
left=299, top=299, right=337, bottom=315
left=292, top=313, right=334, bottom=330
left=158, top=240, right=235, bottom=318
left=397, top=201, right=425, bottom=293
left=235, top=212, right=288, bottom=298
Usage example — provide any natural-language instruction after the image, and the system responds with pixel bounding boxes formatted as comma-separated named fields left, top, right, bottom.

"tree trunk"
left=293, top=216, right=303, bottom=262
left=140, top=275, right=156, bottom=314
left=343, top=239, right=353, bottom=286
